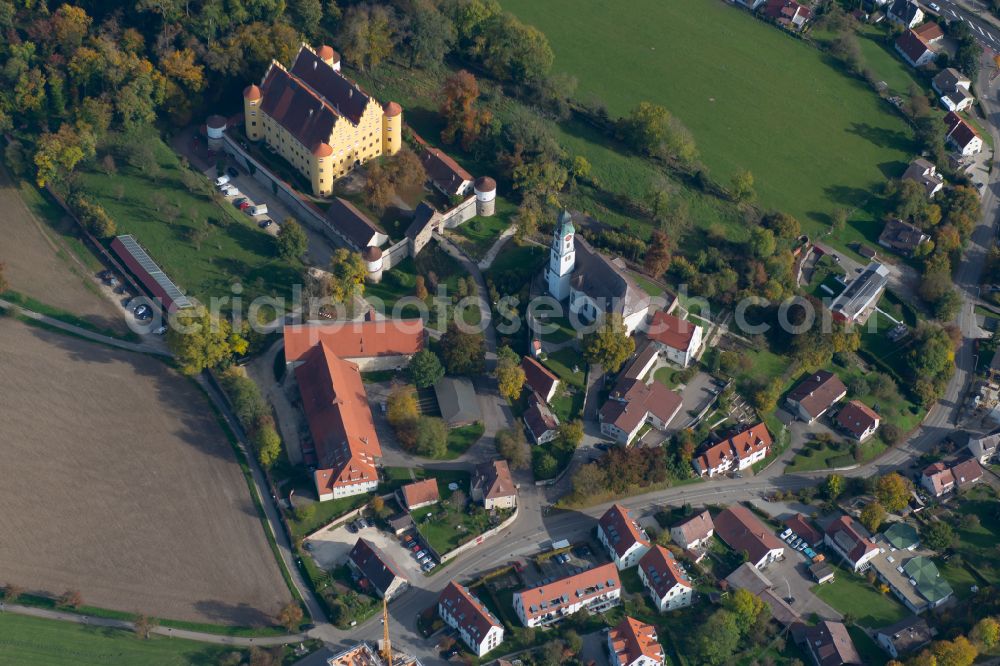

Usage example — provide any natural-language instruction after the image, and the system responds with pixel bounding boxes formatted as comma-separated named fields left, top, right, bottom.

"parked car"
left=238, top=201, right=251, bottom=211
left=226, top=166, right=239, bottom=178
left=258, top=219, right=273, bottom=228
left=215, top=174, right=231, bottom=187
left=154, top=325, right=167, bottom=335
left=346, top=523, right=357, bottom=533
left=779, top=528, right=793, bottom=540
left=248, top=203, right=268, bottom=216
left=928, top=2, right=940, bottom=11
left=134, top=304, right=151, bottom=317
left=421, top=562, right=435, bottom=572
left=233, top=197, right=248, bottom=207
left=411, top=544, right=421, bottom=552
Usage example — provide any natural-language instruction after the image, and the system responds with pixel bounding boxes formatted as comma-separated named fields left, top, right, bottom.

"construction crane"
left=991, top=54, right=1000, bottom=82
left=381, top=597, right=392, bottom=666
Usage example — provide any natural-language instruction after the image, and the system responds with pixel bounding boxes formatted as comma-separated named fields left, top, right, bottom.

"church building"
left=545, top=211, right=652, bottom=335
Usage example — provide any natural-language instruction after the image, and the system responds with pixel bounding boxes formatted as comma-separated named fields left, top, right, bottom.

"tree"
left=52, top=4, right=92, bottom=53
left=533, top=450, right=558, bottom=478
left=409, top=349, right=444, bottom=388
left=34, top=121, right=96, bottom=188
left=922, top=521, right=955, bottom=551
left=387, top=386, right=419, bottom=427
left=290, top=0, right=324, bottom=37
left=415, top=275, right=429, bottom=300
left=875, top=473, right=913, bottom=513
left=408, top=0, right=456, bottom=68
left=726, top=588, right=767, bottom=633
left=643, top=230, right=671, bottom=278
left=496, top=346, right=526, bottom=402
left=415, top=416, right=448, bottom=458
left=447, top=489, right=467, bottom=512
left=166, top=308, right=249, bottom=375
left=749, top=227, right=776, bottom=259
left=249, top=646, right=284, bottom=666
left=563, top=629, right=583, bottom=655
left=385, top=147, right=427, bottom=191
left=3, top=583, right=24, bottom=602
left=338, top=5, right=395, bottom=71
left=276, top=601, right=303, bottom=631
left=253, top=426, right=282, bottom=469
left=513, top=195, right=542, bottom=240
left=133, top=614, right=159, bottom=639
left=496, top=426, right=531, bottom=469
left=972, top=617, right=1000, bottom=650
left=621, top=102, right=671, bottom=154
left=824, top=474, right=845, bottom=501
left=732, top=169, right=755, bottom=203
left=582, top=313, right=635, bottom=373
left=364, top=161, right=394, bottom=212
left=440, top=69, right=491, bottom=150
left=695, top=609, right=741, bottom=665
left=328, top=248, right=367, bottom=304
left=557, top=421, right=584, bottom=449
left=276, top=218, right=308, bottom=261
left=571, top=463, right=607, bottom=498
left=58, top=589, right=83, bottom=609
left=930, top=636, right=978, bottom=666
left=440, top=323, right=486, bottom=375
left=860, top=502, right=887, bottom=533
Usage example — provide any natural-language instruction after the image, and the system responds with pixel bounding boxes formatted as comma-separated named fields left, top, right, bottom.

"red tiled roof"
left=401, top=478, right=439, bottom=509
left=951, top=458, right=983, bottom=486
left=672, top=510, right=714, bottom=545
left=521, top=357, right=560, bottom=400
left=647, top=310, right=697, bottom=352
left=944, top=111, right=981, bottom=150
left=284, top=320, right=424, bottom=364
left=383, top=101, right=402, bottom=117
left=836, top=400, right=880, bottom=438
left=696, top=440, right=735, bottom=473
left=600, top=379, right=682, bottom=435
left=524, top=393, right=559, bottom=441
left=439, top=582, right=502, bottom=644
left=296, top=342, right=382, bottom=494
left=896, top=30, right=932, bottom=64
left=825, top=516, right=878, bottom=564
left=639, top=545, right=692, bottom=601
left=787, top=371, right=847, bottom=420
left=729, top=423, right=773, bottom=460
left=515, top=563, right=620, bottom=622
left=474, top=460, right=515, bottom=501
left=599, top=504, right=650, bottom=559
left=913, top=21, right=944, bottom=42
left=784, top=513, right=823, bottom=547
left=715, top=506, right=785, bottom=564
left=608, top=617, right=664, bottom=666
left=421, top=148, right=473, bottom=196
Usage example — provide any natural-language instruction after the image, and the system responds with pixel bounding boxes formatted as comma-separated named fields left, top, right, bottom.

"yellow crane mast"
left=382, top=597, right=391, bottom=666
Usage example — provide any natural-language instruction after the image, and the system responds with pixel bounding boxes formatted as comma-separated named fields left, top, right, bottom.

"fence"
left=423, top=507, right=520, bottom=564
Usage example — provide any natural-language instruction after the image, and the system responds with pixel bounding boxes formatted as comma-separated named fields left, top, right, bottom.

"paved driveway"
left=306, top=521, right=426, bottom=581
left=763, top=554, right=841, bottom=622
left=667, top=370, right=720, bottom=434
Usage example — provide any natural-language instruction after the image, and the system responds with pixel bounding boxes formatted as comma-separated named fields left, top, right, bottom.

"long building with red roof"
left=693, top=423, right=772, bottom=477
left=283, top=319, right=425, bottom=370
left=598, top=504, right=651, bottom=570
left=513, top=562, right=621, bottom=627
left=607, top=616, right=665, bottom=666
left=438, top=582, right=504, bottom=656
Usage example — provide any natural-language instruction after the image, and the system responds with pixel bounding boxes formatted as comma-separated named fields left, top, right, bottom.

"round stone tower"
left=310, top=142, right=334, bottom=197
left=474, top=176, right=497, bottom=217
left=317, top=45, right=341, bottom=71
left=363, top=245, right=384, bottom=283
left=243, top=84, right=262, bottom=141
left=382, top=101, right=402, bottom=157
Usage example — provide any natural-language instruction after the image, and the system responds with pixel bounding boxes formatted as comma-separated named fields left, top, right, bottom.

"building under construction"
left=324, top=642, right=423, bottom=666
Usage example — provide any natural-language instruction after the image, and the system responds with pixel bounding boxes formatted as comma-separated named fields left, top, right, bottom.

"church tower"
left=547, top=210, right=575, bottom=301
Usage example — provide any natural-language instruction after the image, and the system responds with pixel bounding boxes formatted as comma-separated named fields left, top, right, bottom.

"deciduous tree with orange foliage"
left=440, top=70, right=492, bottom=151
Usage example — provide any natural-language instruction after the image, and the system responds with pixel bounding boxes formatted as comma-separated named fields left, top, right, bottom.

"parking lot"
left=762, top=552, right=841, bottom=621
left=305, top=519, right=429, bottom=581
left=519, top=541, right=607, bottom=588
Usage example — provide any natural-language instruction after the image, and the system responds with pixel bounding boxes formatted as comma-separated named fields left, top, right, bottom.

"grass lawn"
left=550, top=389, right=585, bottom=422
left=939, top=560, right=979, bottom=600
left=951, top=486, right=1000, bottom=584
left=444, top=422, right=485, bottom=459
left=785, top=437, right=885, bottom=472
left=632, top=273, right=666, bottom=297
left=536, top=313, right=580, bottom=344
left=287, top=493, right=368, bottom=538
left=0, top=612, right=250, bottom=665
left=654, top=366, right=681, bottom=389
left=812, top=565, right=909, bottom=627
left=848, top=625, right=887, bottom=666
left=412, top=503, right=502, bottom=555
left=450, top=197, right=515, bottom=260
left=502, top=0, right=917, bottom=248
left=544, top=347, right=586, bottom=389
left=79, top=131, right=303, bottom=310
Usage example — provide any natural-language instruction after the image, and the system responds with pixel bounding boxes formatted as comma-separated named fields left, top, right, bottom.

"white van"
left=215, top=174, right=230, bottom=187
left=221, top=185, right=239, bottom=197
left=248, top=203, right=268, bottom=216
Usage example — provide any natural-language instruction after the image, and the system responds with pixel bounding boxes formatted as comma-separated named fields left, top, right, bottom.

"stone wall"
left=441, top=195, right=477, bottom=229
left=430, top=507, right=519, bottom=564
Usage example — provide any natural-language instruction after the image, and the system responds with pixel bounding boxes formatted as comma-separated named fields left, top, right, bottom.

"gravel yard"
left=0, top=318, right=291, bottom=626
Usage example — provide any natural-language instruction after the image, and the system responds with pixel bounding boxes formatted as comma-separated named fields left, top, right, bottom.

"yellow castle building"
left=243, top=44, right=401, bottom=197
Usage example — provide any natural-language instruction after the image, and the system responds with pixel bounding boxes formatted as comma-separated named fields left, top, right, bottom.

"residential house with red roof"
left=399, top=478, right=439, bottom=512
left=421, top=147, right=473, bottom=197
left=692, top=423, right=773, bottom=477
left=438, top=582, right=504, bottom=657
left=825, top=516, right=879, bottom=572
left=670, top=510, right=715, bottom=550
left=764, top=0, right=812, bottom=30
left=607, top=617, right=665, bottom=666
left=521, top=356, right=560, bottom=404
left=638, top=545, right=693, bottom=612
left=513, top=562, right=621, bottom=627
left=472, top=460, right=517, bottom=510
left=797, top=620, right=863, bottom=666
left=784, top=513, right=823, bottom=548
left=921, top=462, right=955, bottom=497
left=599, top=378, right=682, bottom=445
left=836, top=400, right=881, bottom=442
left=715, top=506, right=785, bottom=570
left=895, top=29, right=936, bottom=68
left=646, top=310, right=703, bottom=368
left=944, top=111, right=983, bottom=156
left=523, top=393, right=559, bottom=445
left=952, top=458, right=984, bottom=490
left=786, top=371, right=847, bottom=423
left=598, top=504, right=651, bottom=570
left=347, top=538, right=409, bottom=600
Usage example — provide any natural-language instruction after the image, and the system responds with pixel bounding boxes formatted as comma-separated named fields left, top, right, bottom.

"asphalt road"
left=933, top=0, right=1000, bottom=48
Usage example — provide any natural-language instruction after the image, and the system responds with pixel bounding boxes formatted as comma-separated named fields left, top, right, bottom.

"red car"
left=411, top=544, right=421, bottom=552
left=238, top=201, right=251, bottom=211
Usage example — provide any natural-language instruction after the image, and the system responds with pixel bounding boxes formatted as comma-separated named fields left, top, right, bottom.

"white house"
left=638, top=545, right=694, bottom=612
left=607, top=617, right=665, bottom=666
left=824, top=516, right=879, bottom=572
left=714, top=506, right=785, bottom=570
left=933, top=68, right=973, bottom=112
left=545, top=211, right=652, bottom=335
left=347, top=538, right=409, bottom=600
left=438, top=582, right=504, bottom=657
left=692, top=423, right=772, bottom=477
left=598, top=504, right=651, bottom=570
left=670, top=510, right=715, bottom=550
left=968, top=432, right=999, bottom=465
left=895, top=30, right=936, bottom=68
left=513, top=563, right=621, bottom=627
left=876, top=617, right=933, bottom=661
left=945, top=111, right=984, bottom=156
left=646, top=310, right=704, bottom=367
left=888, top=0, right=924, bottom=27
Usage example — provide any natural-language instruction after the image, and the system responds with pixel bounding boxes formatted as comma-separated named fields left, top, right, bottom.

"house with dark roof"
left=876, top=616, right=934, bottom=660
left=829, top=261, right=890, bottom=324
left=472, top=460, right=516, bottom=510
left=836, top=400, right=881, bottom=441
left=646, top=310, right=704, bottom=367
left=797, top=620, right=863, bottom=666
left=692, top=423, right=773, bottom=476
left=638, top=545, right=693, bottom=612
left=523, top=393, right=559, bottom=445
left=725, top=563, right=801, bottom=626
left=888, top=0, right=924, bottom=27
left=434, top=377, right=482, bottom=427
left=405, top=202, right=443, bottom=256
left=883, top=522, right=920, bottom=550
left=879, top=218, right=930, bottom=255
left=243, top=44, right=401, bottom=197
left=968, top=432, right=1000, bottom=464
left=598, top=504, right=651, bottom=570
left=952, top=457, right=984, bottom=490
left=944, top=111, right=984, bottom=156
left=825, top=516, right=879, bottom=572
left=347, top=538, right=409, bottom=600
left=421, top=148, right=473, bottom=197
left=786, top=371, right=847, bottom=423
left=521, top=356, right=560, bottom=404
left=933, top=67, right=974, bottom=111
left=438, top=582, right=504, bottom=657
left=670, top=510, right=715, bottom=550
left=599, top=378, right=683, bottom=445
left=323, top=197, right=389, bottom=251
left=895, top=29, right=936, bottom=68
left=513, top=562, right=621, bottom=627
left=715, top=506, right=785, bottom=569
left=399, top=478, right=439, bottom=512
left=764, top=0, right=812, bottom=29
left=607, top=617, right=665, bottom=666
left=901, top=159, right=945, bottom=199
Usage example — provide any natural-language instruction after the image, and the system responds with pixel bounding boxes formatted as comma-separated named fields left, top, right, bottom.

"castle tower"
left=474, top=176, right=497, bottom=217
left=382, top=102, right=402, bottom=156
left=243, top=84, right=262, bottom=141
left=317, top=44, right=341, bottom=71
left=363, top=246, right=384, bottom=283
left=310, top=142, right=334, bottom=196
left=546, top=210, right=575, bottom=301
